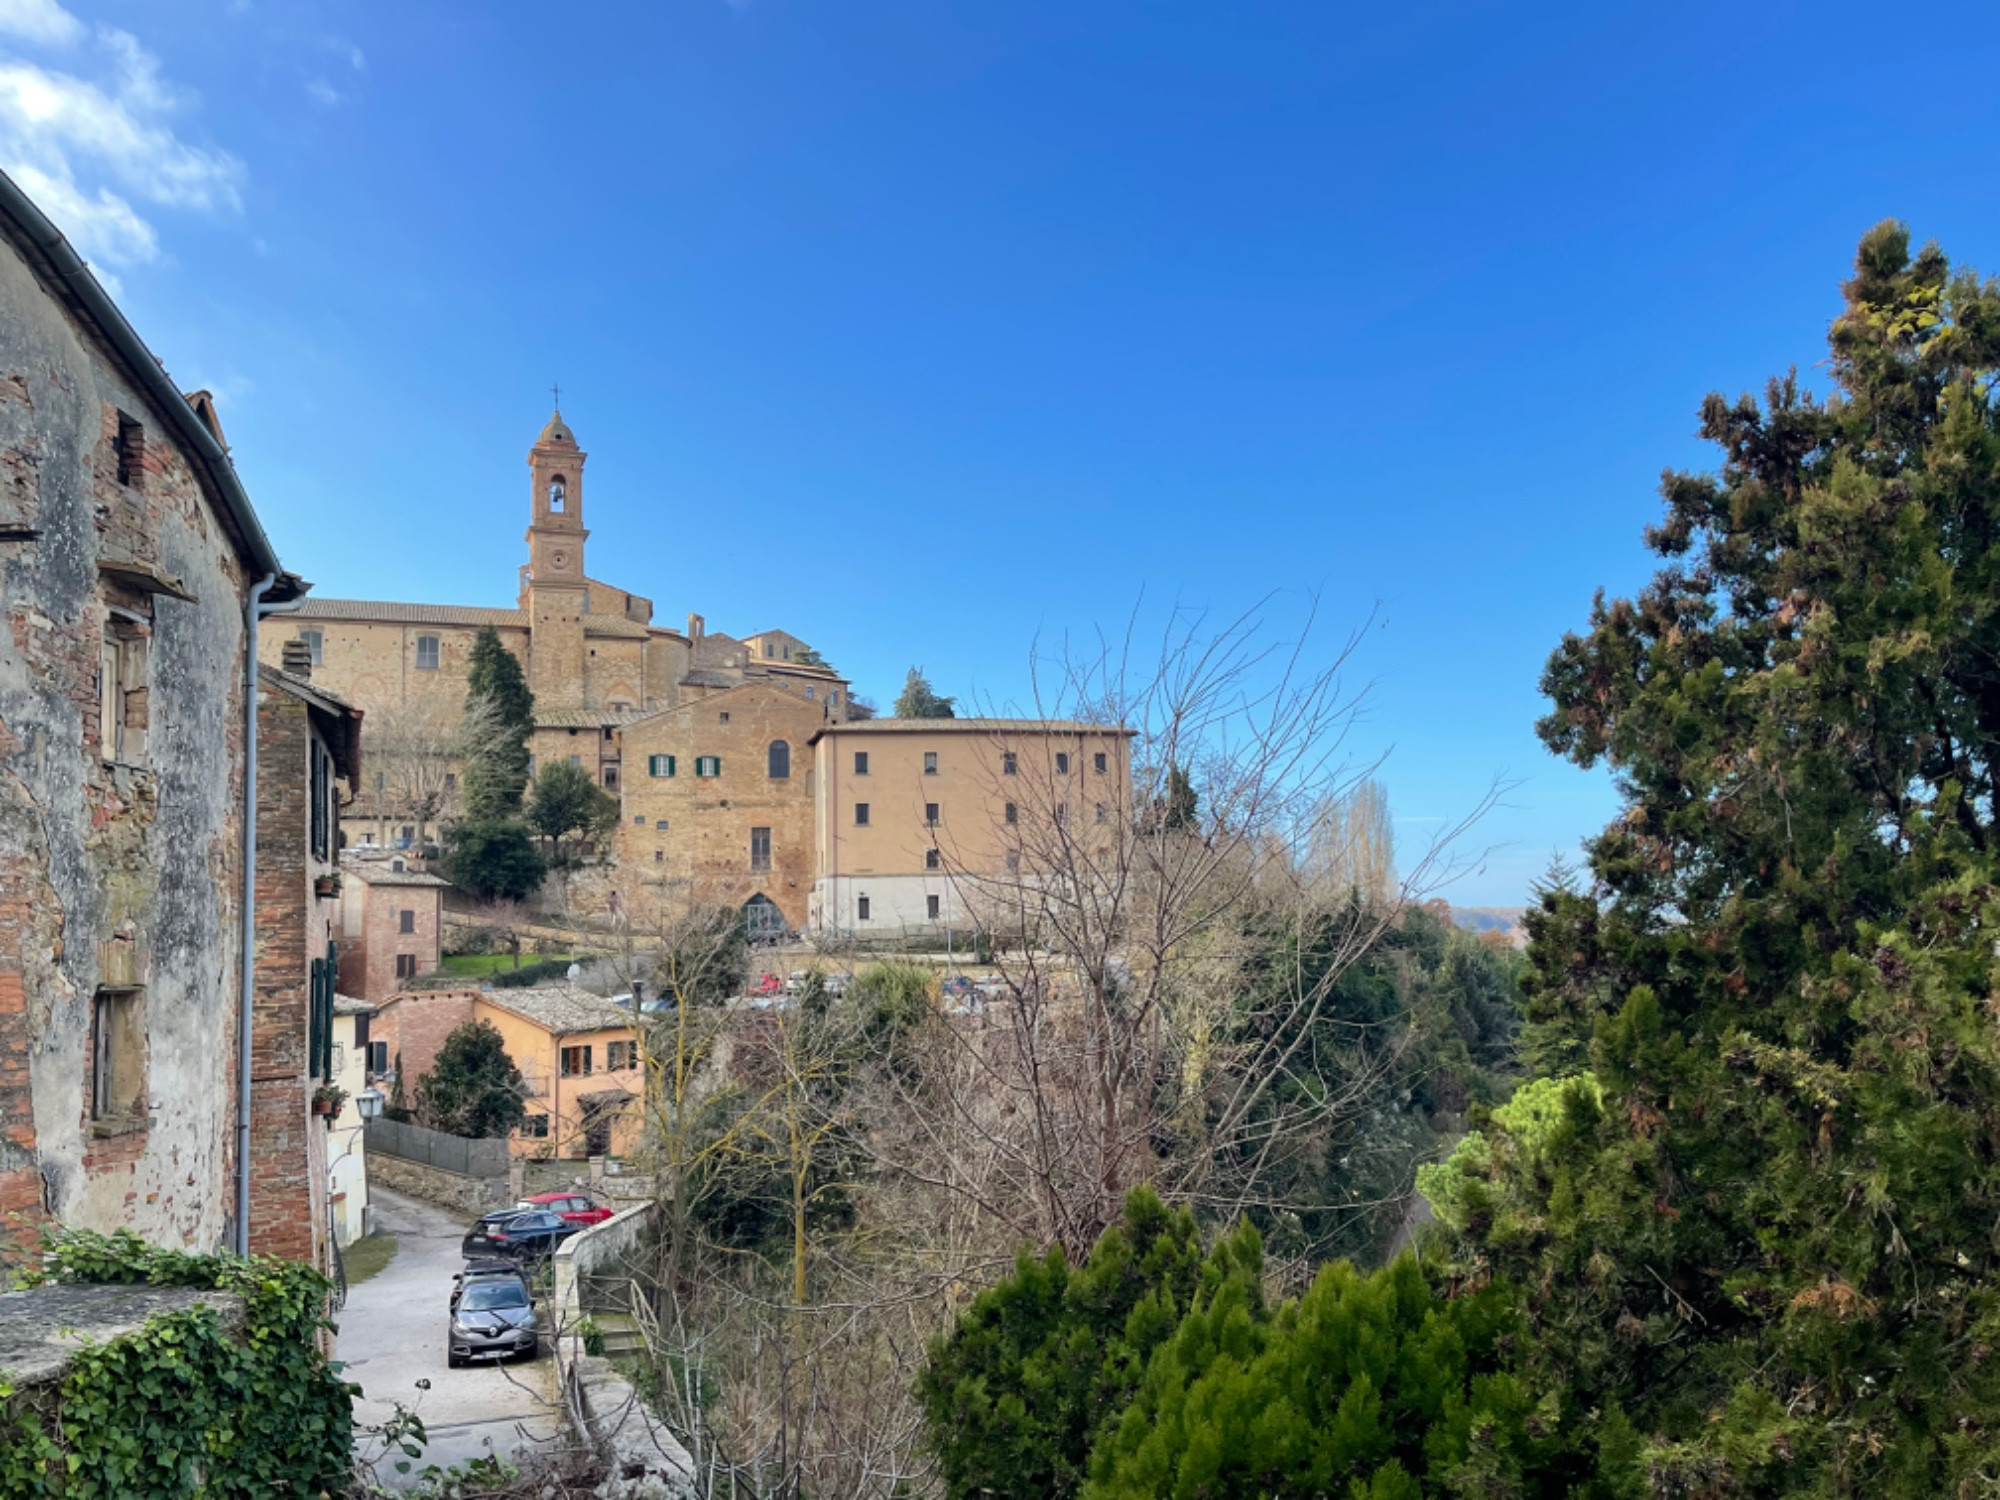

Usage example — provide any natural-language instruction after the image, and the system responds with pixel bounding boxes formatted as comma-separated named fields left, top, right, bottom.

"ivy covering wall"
left=0, top=1229, right=353, bottom=1497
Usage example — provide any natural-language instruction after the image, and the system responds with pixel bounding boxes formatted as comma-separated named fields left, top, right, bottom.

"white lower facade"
left=809, top=873, right=978, bottom=936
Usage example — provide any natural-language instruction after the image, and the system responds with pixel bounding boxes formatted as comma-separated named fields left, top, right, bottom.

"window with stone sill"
left=415, top=635, right=440, bottom=671
left=561, top=1045, right=593, bottom=1077
left=395, top=954, right=418, bottom=979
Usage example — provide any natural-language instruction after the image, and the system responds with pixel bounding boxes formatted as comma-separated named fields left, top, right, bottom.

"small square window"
left=1005, top=802, right=1017, bottom=825
left=1094, top=752, right=1108, bottom=774
left=655, top=850, right=664, bottom=863
left=806, top=686, right=815, bottom=700
left=1002, top=752, right=1018, bottom=776
left=923, top=751, right=938, bottom=775
left=399, top=909, right=415, bottom=934
left=1095, top=803, right=1107, bottom=824
left=855, top=802, right=870, bottom=827
left=854, top=751, right=869, bottom=775
left=1055, top=752, right=1070, bottom=775
left=720, top=711, right=731, bottom=724
left=857, top=895, right=871, bottom=921
left=634, top=814, right=647, bottom=825
left=925, top=802, right=939, bottom=826
left=927, top=894, right=941, bottom=920
left=649, top=754, right=676, bottom=777
left=656, top=818, right=669, bottom=831
left=561, top=1044, right=593, bottom=1077
left=396, top=953, right=418, bottom=979
left=925, top=847, right=940, bottom=870
left=695, top=755, right=721, bottom=777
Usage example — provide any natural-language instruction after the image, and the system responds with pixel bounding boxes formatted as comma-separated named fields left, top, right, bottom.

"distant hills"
left=1446, top=905, right=1528, bottom=948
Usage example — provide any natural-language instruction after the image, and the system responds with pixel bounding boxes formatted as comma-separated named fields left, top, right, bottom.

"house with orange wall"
left=374, top=983, right=643, bottom=1160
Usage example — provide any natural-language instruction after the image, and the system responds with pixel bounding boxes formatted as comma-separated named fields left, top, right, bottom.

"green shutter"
left=650, top=753, right=677, bottom=777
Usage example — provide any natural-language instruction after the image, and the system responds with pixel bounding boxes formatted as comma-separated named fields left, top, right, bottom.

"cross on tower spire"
left=551, top=379, right=560, bottom=412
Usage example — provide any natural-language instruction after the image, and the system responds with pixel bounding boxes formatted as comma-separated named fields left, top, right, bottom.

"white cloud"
left=304, top=76, right=341, bottom=107
left=0, top=11, right=243, bottom=272
left=0, top=0, right=81, bottom=47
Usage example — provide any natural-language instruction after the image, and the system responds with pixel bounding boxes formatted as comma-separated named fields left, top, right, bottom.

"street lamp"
left=354, top=1088, right=385, bottom=1120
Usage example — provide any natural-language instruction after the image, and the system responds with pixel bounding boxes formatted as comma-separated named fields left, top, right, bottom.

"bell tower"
left=525, top=409, right=589, bottom=711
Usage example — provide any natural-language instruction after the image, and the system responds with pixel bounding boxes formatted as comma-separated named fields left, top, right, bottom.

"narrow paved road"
left=338, top=1188, right=565, bottom=1486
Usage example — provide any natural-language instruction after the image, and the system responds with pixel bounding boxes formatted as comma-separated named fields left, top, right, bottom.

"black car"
left=458, top=1209, right=530, bottom=1260
left=460, top=1208, right=582, bottom=1263
left=447, top=1273, right=540, bottom=1366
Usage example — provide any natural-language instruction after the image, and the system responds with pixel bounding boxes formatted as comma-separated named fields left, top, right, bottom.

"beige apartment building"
left=808, top=720, right=1133, bottom=934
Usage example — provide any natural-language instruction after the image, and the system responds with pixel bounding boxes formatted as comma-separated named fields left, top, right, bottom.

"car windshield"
left=460, top=1282, right=527, bottom=1311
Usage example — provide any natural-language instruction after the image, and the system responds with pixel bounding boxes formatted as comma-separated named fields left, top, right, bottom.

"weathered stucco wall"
left=0, top=230, right=250, bottom=1252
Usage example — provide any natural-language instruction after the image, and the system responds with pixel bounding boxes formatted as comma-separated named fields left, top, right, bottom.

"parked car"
left=941, top=975, right=976, bottom=1000
left=459, top=1207, right=529, bottom=1256
left=517, top=1191, right=613, bottom=1226
left=447, top=1271, right=540, bottom=1366
left=751, top=971, right=783, bottom=998
left=821, top=971, right=850, bottom=999
left=460, top=1208, right=582, bottom=1263
left=973, top=975, right=1008, bottom=1000
left=780, top=970, right=812, bottom=996
left=451, top=1259, right=529, bottom=1314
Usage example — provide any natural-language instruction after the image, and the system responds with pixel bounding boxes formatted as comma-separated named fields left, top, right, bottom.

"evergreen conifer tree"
left=893, top=667, right=957, bottom=719
left=462, top=627, right=535, bottom=819
left=1424, top=222, right=2000, bottom=1494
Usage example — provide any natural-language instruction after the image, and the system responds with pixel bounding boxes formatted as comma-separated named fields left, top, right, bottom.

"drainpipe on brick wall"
left=236, top=575, right=307, bottom=1256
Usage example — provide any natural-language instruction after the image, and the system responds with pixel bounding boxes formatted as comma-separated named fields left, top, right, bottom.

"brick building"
left=334, top=856, right=448, bottom=1003
left=261, top=415, right=851, bottom=923
left=247, top=650, right=362, bottom=1264
left=0, top=168, right=309, bottom=1253
left=616, top=680, right=829, bottom=935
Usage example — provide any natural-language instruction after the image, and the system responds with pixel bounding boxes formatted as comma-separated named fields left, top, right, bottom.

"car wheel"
left=448, top=1351, right=464, bottom=1369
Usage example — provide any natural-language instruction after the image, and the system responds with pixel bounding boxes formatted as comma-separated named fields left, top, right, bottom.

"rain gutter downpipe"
left=236, top=575, right=306, bottom=1255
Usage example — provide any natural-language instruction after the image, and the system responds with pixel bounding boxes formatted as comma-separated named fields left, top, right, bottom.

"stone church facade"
left=261, top=413, right=848, bottom=928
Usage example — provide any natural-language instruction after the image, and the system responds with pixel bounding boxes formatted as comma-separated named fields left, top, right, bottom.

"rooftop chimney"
left=281, top=637, right=313, bottom=680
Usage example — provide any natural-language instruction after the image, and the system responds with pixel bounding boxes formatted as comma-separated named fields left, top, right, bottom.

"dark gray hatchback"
left=447, top=1274, right=540, bottom=1366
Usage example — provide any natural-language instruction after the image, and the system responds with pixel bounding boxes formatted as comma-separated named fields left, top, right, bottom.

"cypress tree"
left=462, top=626, right=534, bottom=819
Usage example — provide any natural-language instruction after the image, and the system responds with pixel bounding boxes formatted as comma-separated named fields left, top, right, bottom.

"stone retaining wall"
left=366, top=1151, right=507, bottom=1218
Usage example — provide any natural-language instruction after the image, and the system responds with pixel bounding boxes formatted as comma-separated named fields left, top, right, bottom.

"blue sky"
left=7, top=0, right=1998, bottom=905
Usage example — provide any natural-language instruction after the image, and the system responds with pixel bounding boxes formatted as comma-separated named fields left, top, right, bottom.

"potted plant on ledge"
left=312, top=1084, right=348, bottom=1121
left=313, top=871, right=341, bottom=900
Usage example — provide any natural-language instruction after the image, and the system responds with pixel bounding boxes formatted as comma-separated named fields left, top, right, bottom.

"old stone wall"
left=366, top=1151, right=505, bottom=1218
left=0, top=230, right=252, bottom=1253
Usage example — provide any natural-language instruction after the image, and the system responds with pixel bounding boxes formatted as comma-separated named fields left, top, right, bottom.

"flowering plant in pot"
left=311, top=1084, right=348, bottom=1118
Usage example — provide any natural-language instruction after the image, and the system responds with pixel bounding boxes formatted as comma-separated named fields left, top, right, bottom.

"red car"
left=751, top=972, right=783, bottom=998
left=514, top=1191, right=613, bottom=1226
